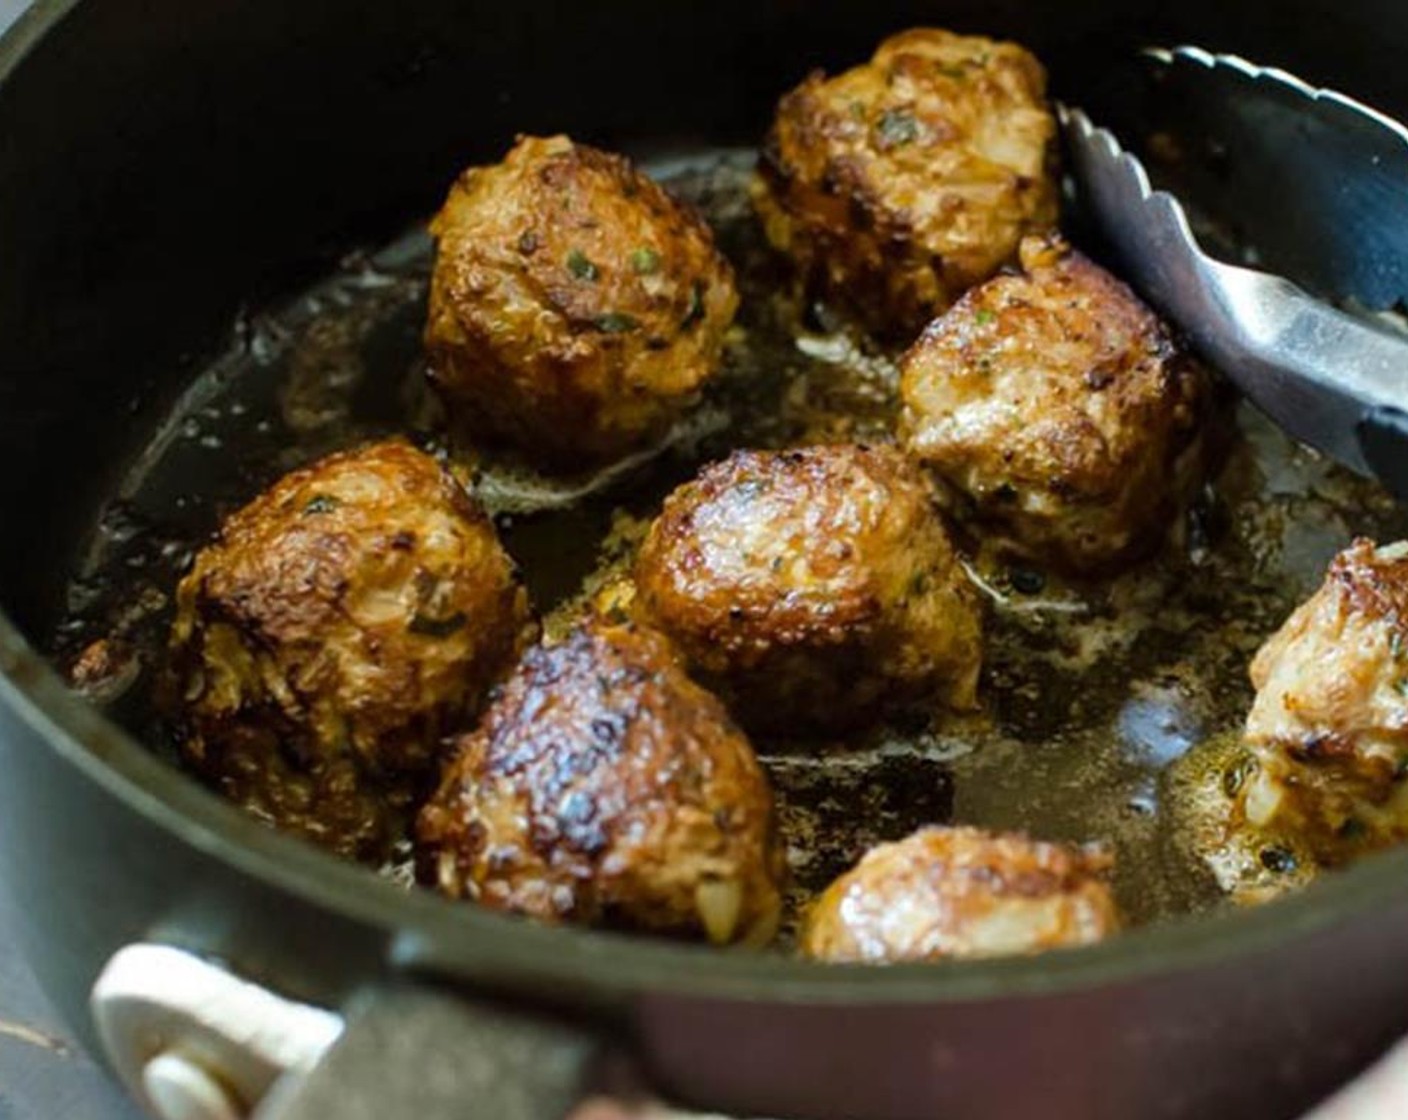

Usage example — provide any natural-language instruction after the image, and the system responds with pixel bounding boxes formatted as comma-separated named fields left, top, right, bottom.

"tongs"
left=1061, top=47, right=1408, bottom=499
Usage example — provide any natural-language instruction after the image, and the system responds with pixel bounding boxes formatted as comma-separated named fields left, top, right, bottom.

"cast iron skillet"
left=6, top=2, right=1408, bottom=1118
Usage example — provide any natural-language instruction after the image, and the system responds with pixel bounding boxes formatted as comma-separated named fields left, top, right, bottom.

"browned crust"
left=1239, top=539, right=1408, bottom=860
left=425, top=135, right=739, bottom=466
left=1318, top=538, right=1408, bottom=622
left=633, top=443, right=983, bottom=733
left=168, top=439, right=533, bottom=860
left=754, top=28, right=1059, bottom=336
left=800, top=825, right=1120, bottom=963
left=417, top=620, right=784, bottom=944
left=900, top=234, right=1214, bottom=572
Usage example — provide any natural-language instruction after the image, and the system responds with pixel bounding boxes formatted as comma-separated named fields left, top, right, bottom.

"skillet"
left=5, top=2, right=1408, bottom=1117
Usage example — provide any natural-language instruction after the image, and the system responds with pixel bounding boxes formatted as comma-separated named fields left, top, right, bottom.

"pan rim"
left=3, top=606, right=1401, bottom=1007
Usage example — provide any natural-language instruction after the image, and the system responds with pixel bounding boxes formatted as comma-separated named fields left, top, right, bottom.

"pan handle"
left=91, top=944, right=619, bottom=1120
left=254, top=982, right=607, bottom=1120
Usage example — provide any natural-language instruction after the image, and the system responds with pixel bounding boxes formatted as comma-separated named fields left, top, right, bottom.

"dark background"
left=0, top=8, right=138, bottom=1120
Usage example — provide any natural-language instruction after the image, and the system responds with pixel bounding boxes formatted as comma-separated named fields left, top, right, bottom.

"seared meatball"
left=634, top=444, right=982, bottom=735
left=425, top=135, right=739, bottom=468
left=900, top=235, right=1212, bottom=572
left=418, top=620, right=784, bottom=945
left=754, top=27, right=1058, bottom=337
left=801, top=826, right=1120, bottom=963
left=1237, top=540, right=1408, bottom=862
left=169, top=440, right=532, bottom=860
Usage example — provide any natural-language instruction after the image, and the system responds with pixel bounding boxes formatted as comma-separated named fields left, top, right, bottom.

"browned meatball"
left=418, top=620, right=784, bottom=945
left=1236, top=540, right=1408, bottom=862
left=900, top=235, right=1213, bottom=572
left=633, top=444, right=982, bottom=735
left=801, top=826, right=1120, bottom=963
left=754, top=27, right=1058, bottom=337
left=424, top=135, right=739, bottom=468
left=168, top=440, right=532, bottom=860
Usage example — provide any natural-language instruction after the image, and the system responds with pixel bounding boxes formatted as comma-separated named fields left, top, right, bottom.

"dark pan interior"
left=7, top=0, right=1408, bottom=935
left=44, top=144, right=1408, bottom=938
left=6, top=0, right=1408, bottom=639
left=7, top=6, right=1408, bottom=1118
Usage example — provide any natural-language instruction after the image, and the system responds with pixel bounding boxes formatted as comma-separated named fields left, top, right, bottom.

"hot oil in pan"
left=51, top=150, right=1408, bottom=938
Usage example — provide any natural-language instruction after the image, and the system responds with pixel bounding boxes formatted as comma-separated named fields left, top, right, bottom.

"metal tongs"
left=1061, top=47, right=1408, bottom=498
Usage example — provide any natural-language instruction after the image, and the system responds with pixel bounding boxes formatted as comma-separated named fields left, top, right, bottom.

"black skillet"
left=6, top=2, right=1408, bottom=1118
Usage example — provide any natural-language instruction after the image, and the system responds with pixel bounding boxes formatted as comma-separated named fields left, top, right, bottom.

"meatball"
left=168, top=440, right=532, bottom=860
left=900, top=235, right=1213, bottom=572
left=417, top=620, right=784, bottom=945
left=1236, top=540, right=1408, bottom=862
left=424, top=134, right=739, bottom=468
left=754, top=27, right=1058, bottom=337
left=800, top=826, right=1120, bottom=963
left=633, top=444, right=982, bottom=735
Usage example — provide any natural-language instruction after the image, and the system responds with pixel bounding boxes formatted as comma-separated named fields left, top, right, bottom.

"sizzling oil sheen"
left=52, top=150, right=1408, bottom=938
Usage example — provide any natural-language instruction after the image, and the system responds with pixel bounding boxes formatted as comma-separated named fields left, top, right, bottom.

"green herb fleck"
left=630, top=246, right=661, bottom=274
left=1222, top=755, right=1256, bottom=799
left=975, top=308, right=996, bottom=326
left=681, top=280, right=707, bottom=329
left=303, top=494, right=340, bottom=515
left=909, top=570, right=931, bottom=596
left=938, top=64, right=969, bottom=80
left=877, top=108, right=920, bottom=147
left=594, top=312, right=639, bottom=334
left=566, top=249, right=599, bottom=281
left=409, top=611, right=468, bottom=638
left=1392, top=630, right=1404, bottom=660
